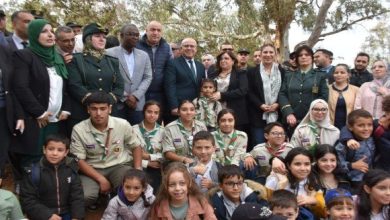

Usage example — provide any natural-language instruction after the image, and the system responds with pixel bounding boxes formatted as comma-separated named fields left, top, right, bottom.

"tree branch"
left=306, top=0, right=334, bottom=47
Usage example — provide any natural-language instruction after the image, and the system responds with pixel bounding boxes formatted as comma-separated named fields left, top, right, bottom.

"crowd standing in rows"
left=0, top=9, right=389, bottom=220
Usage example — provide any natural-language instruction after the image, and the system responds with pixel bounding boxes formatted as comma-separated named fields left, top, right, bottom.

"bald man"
left=164, top=38, right=205, bottom=117
left=136, top=21, right=172, bottom=120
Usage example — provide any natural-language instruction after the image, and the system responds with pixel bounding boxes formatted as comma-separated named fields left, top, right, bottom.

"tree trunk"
left=306, top=0, right=334, bottom=47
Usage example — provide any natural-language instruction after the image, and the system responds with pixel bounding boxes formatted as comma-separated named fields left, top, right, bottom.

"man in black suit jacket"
left=6, top=10, right=34, bottom=51
left=164, top=37, right=205, bottom=117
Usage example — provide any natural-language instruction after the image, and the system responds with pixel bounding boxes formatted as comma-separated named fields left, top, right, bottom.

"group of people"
left=0, top=9, right=389, bottom=220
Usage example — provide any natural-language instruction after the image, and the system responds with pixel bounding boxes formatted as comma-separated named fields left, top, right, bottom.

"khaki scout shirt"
left=133, top=122, right=164, bottom=168
left=211, top=129, right=247, bottom=166
left=70, top=116, right=141, bottom=169
left=192, top=97, right=222, bottom=128
left=162, top=120, right=207, bottom=157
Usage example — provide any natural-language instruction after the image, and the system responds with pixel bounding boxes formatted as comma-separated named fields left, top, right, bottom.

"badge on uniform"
left=173, top=138, right=181, bottom=143
left=85, top=144, right=95, bottom=149
left=312, top=86, right=319, bottom=94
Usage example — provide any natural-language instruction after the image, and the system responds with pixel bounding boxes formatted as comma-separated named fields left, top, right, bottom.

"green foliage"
left=361, top=19, right=390, bottom=62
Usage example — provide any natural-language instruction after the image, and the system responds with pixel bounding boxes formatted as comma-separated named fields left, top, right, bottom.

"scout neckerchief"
left=177, top=119, right=195, bottom=148
left=91, top=127, right=112, bottom=160
left=307, top=121, right=320, bottom=154
left=215, top=129, right=237, bottom=165
left=138, top=121, right=160, bottom=153
left=265, top=142, right=287, bottom=157
left=197, top=96, right=213, bottom=126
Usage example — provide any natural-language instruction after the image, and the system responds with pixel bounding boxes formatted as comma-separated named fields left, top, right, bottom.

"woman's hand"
left=37, top=112, right=52, bottom=128
left=269, top=103, right=279, bottom=112
left=58, top=112, right=69, bottom=121
left=14, top=119, right=25, bottom=135
left=272, top=157, right=287, bottom=174
left=377, top=86, right=389, bottom=96
left=210, top=92, right=221, bottom=101
left=286, top=114, right=297, bottom=127
left=297, top=195, right=317, bottom=206
left=244, top=156, right=257, bottom=170
left=260, top=104, right=271, bottom=112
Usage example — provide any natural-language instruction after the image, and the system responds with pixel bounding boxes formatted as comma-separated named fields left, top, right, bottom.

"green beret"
left=82, top=22, right=108, bottom=43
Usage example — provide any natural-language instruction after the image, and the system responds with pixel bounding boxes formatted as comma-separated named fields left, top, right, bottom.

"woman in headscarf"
left=67, top=23, right=124, bottom=132
left=11, top=19, right=70, bottom=170
left=290, top=99, right=340, bottom=154
left=354, top=59, right=390, bottom=120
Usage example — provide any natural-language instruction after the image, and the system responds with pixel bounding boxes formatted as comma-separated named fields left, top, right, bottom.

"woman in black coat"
left=210, top=51, right=249, bottom=131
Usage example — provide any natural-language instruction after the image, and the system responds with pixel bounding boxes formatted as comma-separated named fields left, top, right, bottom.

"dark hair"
left=260, top=43, right=276, bottom=53
left=178, top=99, right=195, bottom=110
left=54, top=26, right=73, bottom=38
left=84, top=91, right=112, bottom=106
left=105, top=35, right=120, bottom=49
left=142, top=100, right=161, bottom=116
left=334, top=63, right=350, bottom=73
left=217, top=108, right=236, bottom=124
left=313, top=144, right=344, bottom=180
left=200, top=78, right=217, bottom=92
left=269, top=189, right=298, bottom=210
left=11, top=10, right=31, bottom=22
left=122, top=169, right=151, bottom=207
left=382, top=95, right=390, bottom=112
left=218, top=164, right=244, bottom=183
left=284, top=147, right=318, bottom=191
left=216, top=51, right=238, bottom=73
left=193, top=130, right=215, bottom=146
left=264, top=122, right=284, bottom=134
left=357, top=169, right=390, bottom=220
left=44, top=133, right=70, bottom=149
left=355, top=52, right=370, bottom=63
left=314, top=49, right=333, bottom=58
left=295, top=45, right=314, bottom=67
left=347, top=109, right=372, bottom=126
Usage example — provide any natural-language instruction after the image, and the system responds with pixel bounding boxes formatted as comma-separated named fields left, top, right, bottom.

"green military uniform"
left=242, top=142, right=293, bottom=179
left=162, top=119, right=207, bottom=158
left=67, top=53, right=124, bottom=121
left=211, top=129, right=248, bottom=166
left=278, top=69, right=328, bottom=122
left=133, top=122, right=164, bottom=168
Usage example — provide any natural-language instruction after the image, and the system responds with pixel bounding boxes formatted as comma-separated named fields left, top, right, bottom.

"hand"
left=269, top=103, right=279, bottom=112
left=379, top=115, right=390, bottom=129
left=125, top=95, right=137, bottom=109
left=57, top=112, right=69, bottom=121
left=171, top=108, right=179, bottom=116
left=210, top=92, right=221, bottom=101
left=244, top=156, right=257, bottom=170
left=286, top=114, right=297, bottom=127
left=182, top=157, right=194, bottom=164
left=48, top=214, right=62, bottom=220
left=297, top=195, right=317, bottom=206
left=148, top=161, right=161, bottom=169
left=377, top=86, right=388, bottom=96
left=272, top=157, right=287, bottom=174
left=193, top=163, right=207, bottom=175
left=260, top=104, right=271, bottom=112
left=351, top=156, right=369, bottom=173
left=37, top=112, right=52, bottom=128
left=14, top=119, right=25, bottom=135
left=62, top=53, right=73, bottom=64
left=347, top=139, right=360, bottom=150
left=98, top=177, right=112, bottom=194
left=200, top=178, right=214, bottom=189
left=142, top=152, right=150, bottom=160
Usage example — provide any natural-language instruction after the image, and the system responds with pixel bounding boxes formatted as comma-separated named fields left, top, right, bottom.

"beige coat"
left=328, top=84, right=359, bottom=124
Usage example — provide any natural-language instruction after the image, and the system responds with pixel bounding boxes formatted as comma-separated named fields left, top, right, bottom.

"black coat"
left=0, top=45, right=23, bottom=132
left=11, top=48, right=70, bottom=153
left=247, top=64, right=285, bottom=127
left=211, top=69, right=249, bottom=126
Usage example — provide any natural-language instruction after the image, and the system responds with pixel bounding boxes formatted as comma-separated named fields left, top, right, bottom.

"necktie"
left=21, top=41, right=28, bottom=48
left=188, top=60, right=196, bottom=80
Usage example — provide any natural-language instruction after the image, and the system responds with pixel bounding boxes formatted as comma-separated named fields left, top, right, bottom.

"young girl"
left=265, top=147, right=326, bottom=218
left=211, top=109, right=247, bottom=166
left=325, top=188, right=355, bottom=220
left=162, top=100, right=207, bottom=164
left=102, top=169, right=155, bottom=220
left=133, top=100, right=164, bottom=193
left=356, top=169, right=390, bottom=220
left=193, top=79, right=222, bottom=131
left=150, top=162, right=217, bottom=219
left=313, top=144, right=350, bottom=194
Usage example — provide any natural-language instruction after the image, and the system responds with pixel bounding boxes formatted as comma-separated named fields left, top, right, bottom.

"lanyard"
left=91, top=128, right=112, bottom=159
left=138, top=122, right=160, bottom=153
left=177, top=119, right=195, bottom=148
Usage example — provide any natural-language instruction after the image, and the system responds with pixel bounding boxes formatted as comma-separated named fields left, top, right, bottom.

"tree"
left=361, top=18, right=390, bottom=62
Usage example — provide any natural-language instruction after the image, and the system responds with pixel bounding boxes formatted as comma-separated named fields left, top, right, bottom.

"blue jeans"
left=251, top=126, right=265, bottom=147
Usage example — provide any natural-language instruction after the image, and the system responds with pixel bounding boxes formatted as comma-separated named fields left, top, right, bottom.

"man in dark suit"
left=6, top=10, right=34, bottom=51
left=164, top=38, right=205, bottom=118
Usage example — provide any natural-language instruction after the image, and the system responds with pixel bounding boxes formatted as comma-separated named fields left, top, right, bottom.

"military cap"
left=82, top=22, right=108, bottom=43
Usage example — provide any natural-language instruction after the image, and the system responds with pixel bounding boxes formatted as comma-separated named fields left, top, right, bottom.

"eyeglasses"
left=312, top=108, right=328, bottom=112
left=222, top=48, right=233, bottom=52
left=270, top=132, right=286, bottom=137
left=223, top=181, right=244, bottom=188
left=124, top=32, right=139, bottom=37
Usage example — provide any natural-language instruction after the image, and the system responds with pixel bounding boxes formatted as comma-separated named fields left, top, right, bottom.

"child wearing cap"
left=325, top=188, right=355, bottom=220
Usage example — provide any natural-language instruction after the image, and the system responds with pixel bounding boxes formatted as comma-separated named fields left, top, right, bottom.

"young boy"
left=188, top=131, right=221, bottom=192
left=335, top=109, right=375, bottom=194
left=20, top=134, right=84, bottom=220
left=269, top=190, right=300, bottom=220
left=211, top=164, right=268, bottom=220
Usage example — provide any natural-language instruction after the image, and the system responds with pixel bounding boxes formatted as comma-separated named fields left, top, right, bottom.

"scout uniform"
left=162, top=119, right=207, bottom=158
left=211, top=129, right=247, bottom=166
left=278, top=69, right=328, bottom=122
left=193, top=97, right=222, bottom=130
left=242, top=142, right=293, bottom=180
left=133, top=121, right=164, bottom=168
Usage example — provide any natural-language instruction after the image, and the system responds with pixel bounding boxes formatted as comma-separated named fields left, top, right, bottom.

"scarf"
left=27, top=19, right=68, bottom=79
left=117, top=186, right=135, bottom=206
left=83, top=35, right=106, bottom=60
left=260, top=62, right=281, bottom=123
